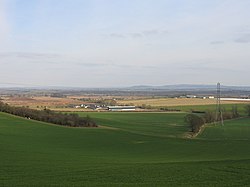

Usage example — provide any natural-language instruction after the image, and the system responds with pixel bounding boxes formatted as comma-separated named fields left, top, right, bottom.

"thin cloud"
left=234, top=34, right=250, bottom=43
left=210, top=41, right=225, bottom=45
left=182, top=63, right=246, bottom=73
left=75, top=62, right=110, bottom=67
left=76, top=62, right=157, bottom=69
left=143, top=29, right=159, bottom=36
left=110, top=33, right=126, bottom=38
left=129, top=33, right=143, bottom=38
left=161, top=30, right=169, bottom=35
left=0, top=0, right=9, bottom=40
left=0, top=52, right=61, bottom=59
left=108, top=29, right=168, bottom=40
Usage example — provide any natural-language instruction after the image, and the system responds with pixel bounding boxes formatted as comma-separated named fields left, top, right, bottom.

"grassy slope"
left=1, top=112, right=250, bottom=186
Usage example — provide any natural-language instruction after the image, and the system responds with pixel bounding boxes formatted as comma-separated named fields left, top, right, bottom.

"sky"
left=0, top=0, right=250, bottom=87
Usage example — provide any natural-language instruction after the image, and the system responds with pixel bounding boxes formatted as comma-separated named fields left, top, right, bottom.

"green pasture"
left=1, top=111, right=250, bottom=186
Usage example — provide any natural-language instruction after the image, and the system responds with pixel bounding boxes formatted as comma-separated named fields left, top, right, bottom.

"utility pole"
left=215, top=82, right=224, bottom=125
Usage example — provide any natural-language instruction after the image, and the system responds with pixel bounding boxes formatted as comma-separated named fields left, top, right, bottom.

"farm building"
left=186, top=95, right=197, bottom=98
left=107, top=106, right=136, bottom=111
left=220, top=98, right=250, bottom=102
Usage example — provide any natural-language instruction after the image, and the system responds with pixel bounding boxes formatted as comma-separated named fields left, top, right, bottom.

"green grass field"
left=199, top=117, right=250, bottom=140
left=168, top=103, right=247, bottom=114
left=1, top=112, right=250, bottom=186
left=77, top=112, right=189, bottom=138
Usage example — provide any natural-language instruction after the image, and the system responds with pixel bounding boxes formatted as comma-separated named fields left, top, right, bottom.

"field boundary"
left=0, top=112, right=99, bottom=129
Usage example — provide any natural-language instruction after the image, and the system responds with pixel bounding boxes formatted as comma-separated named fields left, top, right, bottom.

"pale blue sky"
left=0, top=0, right=250, bottom=87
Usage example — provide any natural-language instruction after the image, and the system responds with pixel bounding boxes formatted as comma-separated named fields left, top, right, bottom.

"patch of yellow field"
left=118, top=98, right=245, bottom=107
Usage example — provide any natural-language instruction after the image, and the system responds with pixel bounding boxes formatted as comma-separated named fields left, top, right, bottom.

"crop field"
left=1, top=112, right=250, bottom=186
left=118, top=98, right=249, bottom=107
left=1, top=96, right=83, bottom=108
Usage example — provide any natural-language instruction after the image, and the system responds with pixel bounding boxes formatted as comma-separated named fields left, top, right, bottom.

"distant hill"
left=1, top=84, right=250, bottom=97
left=127, top=84, right=250, bottom=91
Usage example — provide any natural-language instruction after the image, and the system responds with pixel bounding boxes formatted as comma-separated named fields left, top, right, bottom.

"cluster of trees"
left=185, top=105, right=249, bottom=134
left=140, top=104, right=153, bottom=109
left=97, top=99, right=117, bottom=106
left=245, top=105, right=250, bottom=116
left=50, top=93, right=66, bottom=98
left=159, top=107, right=181, bottom=112
left=185, top=114, right=205, bottom=133
left=0, top=101, right=97, bottom=127
left=140, top=104, right=181, bottom=111
left=203, top=108, right=239, bottom=124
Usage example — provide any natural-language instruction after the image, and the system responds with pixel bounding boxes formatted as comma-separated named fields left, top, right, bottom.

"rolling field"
left=1, top=112, right=250, bottom=186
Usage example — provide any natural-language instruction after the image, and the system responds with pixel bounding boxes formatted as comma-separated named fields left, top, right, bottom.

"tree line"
left=185, top=105, right=250, bottom=134
left=0, top=101, right=97, bottom=127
